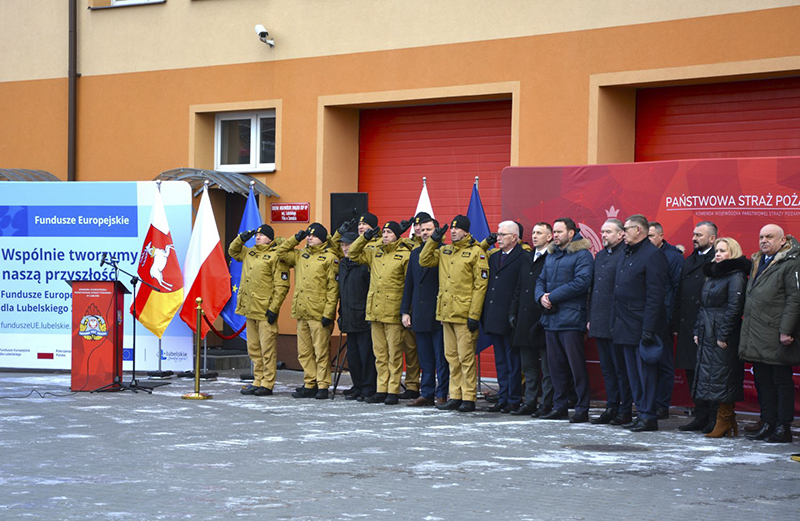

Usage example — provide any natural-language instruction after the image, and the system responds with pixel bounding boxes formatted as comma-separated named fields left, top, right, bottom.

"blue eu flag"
left=220, top=187, right=262, bottom=340
left=466, top=183, right=493, bottom=353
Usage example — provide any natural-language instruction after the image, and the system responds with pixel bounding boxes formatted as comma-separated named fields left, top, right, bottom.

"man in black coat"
left=337, top=232, right=377, bottom=400
left=400, top=215, right=449, bottom=406
left=482, top=221, right=525, bottom=412
left=648, top=221, right=685, bottom=419
left=612, top=214, right=668, bottom=432
left=673, top=221, right=717, bottom=431
left=509, top=222, right=554, bottom=417
left=588, top=218, right=632, bottom=425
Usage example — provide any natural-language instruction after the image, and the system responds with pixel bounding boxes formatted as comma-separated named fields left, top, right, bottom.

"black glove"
left=363, top=226, right=379, bottom=241
left=467, top=318, right=479, bottom=332
left=399, top=218, right=414, bottom=235
left=641, top=331, right=656, bottom=347
left=431, top=223, right=449, bottom=243
left=240, top=229, right=256, bottom=242
left=508, top=314, right=516, bottom=329
left=338, top=218, right=356, bottom=235
left=266, top=310, right=278, bottom=324
left=295, top=228, right=309, bottom=242
left=486, top=233, right=498, bottom=246
left=321, top=317, right=333, bottom=328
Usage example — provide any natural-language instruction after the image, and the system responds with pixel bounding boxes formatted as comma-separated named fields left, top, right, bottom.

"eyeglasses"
left=623, top=225, right=640, bottom=231
left=496, top=232, right=516, bottom=237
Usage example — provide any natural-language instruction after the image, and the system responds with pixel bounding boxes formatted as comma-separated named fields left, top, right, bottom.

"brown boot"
left=705, top=403, right=738, bottom=438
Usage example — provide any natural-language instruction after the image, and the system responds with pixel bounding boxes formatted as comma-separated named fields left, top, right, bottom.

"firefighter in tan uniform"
left=420, top=215, right=489, bottom=412
left=349, top=221, right=413, bottom=404
left=276, top=223, right=340, bottom=400
left=229, top=224, right=290, bottom=396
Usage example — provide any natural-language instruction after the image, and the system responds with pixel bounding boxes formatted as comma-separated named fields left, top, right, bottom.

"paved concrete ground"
left=1, top=369, right=798, bottom=521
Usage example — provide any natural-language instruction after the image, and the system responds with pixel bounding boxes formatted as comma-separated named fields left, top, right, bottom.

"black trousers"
left=752, top=362, right=795, bottom=426
left=345, top=330, right=377, bottom=396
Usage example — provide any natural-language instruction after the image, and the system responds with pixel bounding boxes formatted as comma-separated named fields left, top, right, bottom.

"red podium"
left=69, top=280, right=129, bottom=392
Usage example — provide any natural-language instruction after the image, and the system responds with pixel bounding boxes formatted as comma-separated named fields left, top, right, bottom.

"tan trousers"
left=246, top=318, right=278, bottom=389
left=402, top=328, right=420, bottom=391
left=371, top=321, right=405, bottom=394
left=442, top=321, right=478, bottom=401
left=296, top=319, right=333, bottom=389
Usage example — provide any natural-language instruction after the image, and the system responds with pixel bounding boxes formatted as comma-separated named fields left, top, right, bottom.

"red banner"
left=502, top=156, right=800, bottom=416
left=271, top=202, right=310, bottom=223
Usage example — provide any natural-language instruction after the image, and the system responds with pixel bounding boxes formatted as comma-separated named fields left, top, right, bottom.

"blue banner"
left=2, top=206, right=138, bottom=237
left=466, top=183, right=494, bottom=353
left=220, top=188, right=262, bottom=340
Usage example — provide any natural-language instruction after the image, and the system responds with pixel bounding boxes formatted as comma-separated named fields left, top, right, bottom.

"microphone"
left=100, top=253, right=107, bottom=267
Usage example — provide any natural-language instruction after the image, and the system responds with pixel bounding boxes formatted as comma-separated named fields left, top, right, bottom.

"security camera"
left=254, top=24, right=274, bottom=47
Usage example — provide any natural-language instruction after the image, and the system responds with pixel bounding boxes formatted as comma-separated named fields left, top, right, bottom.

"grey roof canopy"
left=155, top=168, right=279, bottom=198
left=0, top=169, right=62, bottom=182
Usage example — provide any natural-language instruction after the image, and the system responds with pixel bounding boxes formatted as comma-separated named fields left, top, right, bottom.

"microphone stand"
left=103, top=255, right=162, bottom=394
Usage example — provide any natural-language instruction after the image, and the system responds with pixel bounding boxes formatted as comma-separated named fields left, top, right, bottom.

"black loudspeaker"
left=330, top=193, right=368, bottom=232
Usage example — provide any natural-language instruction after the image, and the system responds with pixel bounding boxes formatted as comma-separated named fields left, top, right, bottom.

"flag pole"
left=474, top=175, right=482, bottom=398
left=183, top=298, right=212, bottom=400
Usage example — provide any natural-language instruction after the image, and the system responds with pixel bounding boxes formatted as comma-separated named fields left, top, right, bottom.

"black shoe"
left=356, top=395, right=365, bottom=402
left=569, top=411, right=589, bottom=423
left=630, top=419, right=658, bottom=432
left=437, top=399, right=463, bottom=410
left=532, top=405, right=552, bottom=418
left=656, top=407, right=670, bottom=420
left=384, top=393, right=399, bottom=405
left=291, top=387, right=317, bottom=398
left=502, top=403, right=520, bottom=414
left=240, top=385, right=258, bottom=395
left=457, top=400, right=476, bottom=412
left=294, top=385, right=308, bottom=394
left=702, top=414, right=717, bottom=434
left=487, top=402, right=507, bottom=413
left=315, top=389, right=329, bottom=400
left=610, top=412, right=633, bottom=426
left=343, top=387, right=357, bottom=396
left=345, top=391, right=361, bottom=401
left=364, top=392, right=387, bottom=404
left=510, top=402, right=538, bottom=416
left=766, top=425, right=793, bottom=443
left=746, top=422, right=775, bottom=441
left=678, top=416, right=709, bottom=432
left=540, top=408, right=569, bottom=420
left=591, top=408, right=618, bottom=425
left=254, top=387, right=273, bottom=396
left=398, top=389, right=420, bottom=400
left=485, top=394, right=499, bottom=403
left=622, top=418, right=642, bottom=429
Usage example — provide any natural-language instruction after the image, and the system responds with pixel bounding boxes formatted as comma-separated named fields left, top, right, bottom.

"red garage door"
left=635, top=76, right=800, bottom=162
left=358, top=101, right=512, bottom=381
left=358, top=100, right=512, bottom=227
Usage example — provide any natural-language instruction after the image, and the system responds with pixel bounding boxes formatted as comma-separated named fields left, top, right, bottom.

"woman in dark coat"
left=692, top=237, right=750, bottom=438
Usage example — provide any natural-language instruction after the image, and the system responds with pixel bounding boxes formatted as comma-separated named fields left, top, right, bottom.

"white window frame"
left=214, top=110, right=277, bottom=173
left=110, top=0, right=165, bottom=6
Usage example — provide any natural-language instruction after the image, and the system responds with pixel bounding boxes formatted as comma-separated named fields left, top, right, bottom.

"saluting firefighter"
left=229, top=224, right=290, bottom=396
left=349, top=221, right=414, bottom=404
left=276, top=223, right=340, bottom=400
left=420, top=215, right=490, bottom=412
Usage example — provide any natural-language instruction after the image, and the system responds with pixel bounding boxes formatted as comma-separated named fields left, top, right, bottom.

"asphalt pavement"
left=1, top=369, right=798, bottom=520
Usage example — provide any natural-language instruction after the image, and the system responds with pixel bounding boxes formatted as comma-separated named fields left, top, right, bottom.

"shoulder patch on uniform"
left=461, top=251, right=471, bottom=257
left=281, top=272, right=289, bottom=280
left=481, top=269, right=488, bottom=279
left=479, top=254, right=486, bottom=260
left=333, top=258, right=339, bottom=264
left=443, top=249, right=452, bottom=255
left=302, top=253, right=310, bottom=259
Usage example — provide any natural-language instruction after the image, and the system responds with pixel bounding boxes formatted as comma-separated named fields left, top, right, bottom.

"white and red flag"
left=179, top=185, right=232, bottom=338
left=132, top=186, right=184, bottom=338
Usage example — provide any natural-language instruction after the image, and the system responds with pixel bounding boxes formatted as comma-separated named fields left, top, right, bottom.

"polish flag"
left=132, top=187, right=184, bottom=338
left=179, top=186, right=231, bottom=338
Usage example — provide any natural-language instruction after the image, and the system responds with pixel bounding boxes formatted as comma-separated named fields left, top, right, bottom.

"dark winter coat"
left=674, top=249, right=715, bottom=369
left=692, top=256, right=750, bottom=403
left=612, top=238, right=668, bottom=346
left=400, top=244, right=442, bottom=333
left=482, top=244, right=525, bottom=336
left=337, top=258, right=371, bottom=333
left=509, top=248, right=548, bottom=348
left=661, top=241, right=685, bottom=323
left=739, top=236, right=800, bottom=367
left=588, top=242, right=625, bottom=340
left=535, top=235, right=594, bottom=332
